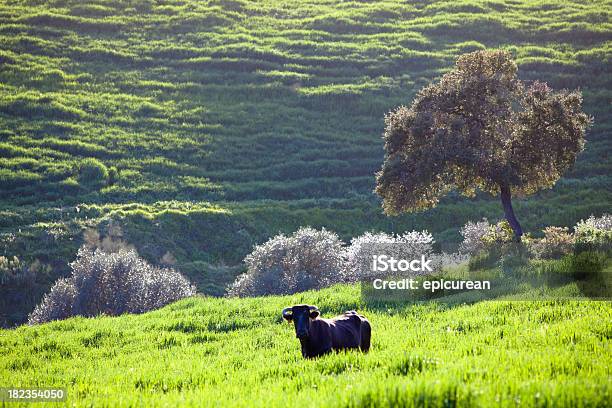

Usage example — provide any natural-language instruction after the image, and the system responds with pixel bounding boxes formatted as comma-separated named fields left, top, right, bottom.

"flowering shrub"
left=342, top=231, right=435, bottom=282
left=481, top=220, right=515, bottom=247
left=28, top=247, right=195, bottom=324
left=27, top=278, right=77, bottom=324
left=459, top=219, right=491, bottom=255
left=577, top=214, right=612, bottom=231
left=431, top=252, right=470, bottom=270
left=461, top=219, right=520, bottom=270
left=574, top=214, right=612, bottom=253
left=528, top=227, right=574, bottom=259
left=227, top=227, right=345, bottom=297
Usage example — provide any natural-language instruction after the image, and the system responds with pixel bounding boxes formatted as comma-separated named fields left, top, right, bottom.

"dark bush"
left=569, top=251, right=608, bottom=280
left=28, top=247, right=195, bottom=324
left=468, top=250, right=499, bottom=271
left=499, top=251, right=530, bottom=275
left=108, top=166, right=119, bottom=185
left=77, top=158, right=109, bottom=186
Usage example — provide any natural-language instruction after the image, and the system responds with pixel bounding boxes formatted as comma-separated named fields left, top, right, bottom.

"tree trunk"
left=499, top=183, right=523, bottom=242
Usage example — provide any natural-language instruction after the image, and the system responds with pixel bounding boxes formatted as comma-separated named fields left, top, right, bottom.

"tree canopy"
left=376, top=50, right=592, bottom=239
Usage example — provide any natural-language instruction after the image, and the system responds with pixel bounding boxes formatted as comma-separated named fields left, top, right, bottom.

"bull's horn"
left=282, top=307, right=293, bottom=318
left=309, top=305, right=319, bottom=312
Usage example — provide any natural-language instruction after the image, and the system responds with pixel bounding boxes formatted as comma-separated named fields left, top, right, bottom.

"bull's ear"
left=309, top=310, right=320, bottom=319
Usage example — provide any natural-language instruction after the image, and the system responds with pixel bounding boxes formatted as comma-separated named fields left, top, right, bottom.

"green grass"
left=1, top=0, right=611, bottom=325
left=1, top=283, right=611, bottom=407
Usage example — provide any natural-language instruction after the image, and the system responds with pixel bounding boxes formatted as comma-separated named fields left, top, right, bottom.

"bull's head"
left=282, top=304, right=320, bottom=339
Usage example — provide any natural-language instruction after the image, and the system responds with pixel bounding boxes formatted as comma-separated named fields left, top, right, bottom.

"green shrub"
left=0, top=168, right=43, bottom=189
left=77, top=158, right=109, bottom=187
left=468, top=250, right=499, bottom=271
left=569, top=251, right=608, bottom=280
left=108, top=166, right=119, bottom=186
left=499, top=252, right=530, bottom=275
left=531, top=258, right=573, bottom=277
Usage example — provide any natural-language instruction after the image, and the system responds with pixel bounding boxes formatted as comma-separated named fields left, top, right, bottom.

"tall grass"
left=1, top=284, right=610, bottom=407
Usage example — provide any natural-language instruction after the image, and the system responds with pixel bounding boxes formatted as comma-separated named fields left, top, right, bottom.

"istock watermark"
left=371, top=255, right=433, bottom=273
left=372, top=278, right=491, bottom=292
left=362, top=273, right=612, bottom=303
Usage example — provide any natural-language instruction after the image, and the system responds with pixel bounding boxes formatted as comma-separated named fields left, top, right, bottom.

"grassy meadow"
left=1, top=0, right=611, bottom=326
left=0, top=0, right=610, bottom=404
left=1, top=281, right=611, bottom=407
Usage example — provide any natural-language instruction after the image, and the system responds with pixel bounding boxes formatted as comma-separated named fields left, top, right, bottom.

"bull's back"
left=340, top=311, right=371, bottom=352
left=328, top=312, right=366, bottom=349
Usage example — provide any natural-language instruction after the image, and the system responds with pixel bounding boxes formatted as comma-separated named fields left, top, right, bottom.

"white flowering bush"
left=577, top=214, right=612, bottom=231
left=28, top=246, right=195, bottom=324
left=342, top=231, right=436, bottom=282
left=459, top=219, right=491, bottom=255
left=27, top=278, right=77, bottom=324
left=430, top=251, right=470, bottom=270
left=227, top=227, right=345, bottom=296
left=574, top=214, right=612, bottom=253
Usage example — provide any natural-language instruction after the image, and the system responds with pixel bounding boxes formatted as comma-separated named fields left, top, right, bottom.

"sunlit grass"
left=1, top=284, right=610, bottom=406
left=0, top=0, right=610, bottom=324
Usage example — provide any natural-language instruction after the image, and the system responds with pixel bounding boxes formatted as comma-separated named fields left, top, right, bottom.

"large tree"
left=375, top=50, right=591, bottom=241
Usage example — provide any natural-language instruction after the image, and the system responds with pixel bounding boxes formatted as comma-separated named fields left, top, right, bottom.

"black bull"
left=282, top=304, right=371, bottom=358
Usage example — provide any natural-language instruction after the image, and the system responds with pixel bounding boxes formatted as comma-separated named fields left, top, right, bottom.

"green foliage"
left=1, top=284, right=611, bottom=406
left=0, top=0, right=610, bottom=324
left=569, top=251, right=608, bottom=279
left=514, top=251, right=609, bottom=290
left=531, top=257, right=575, bottom=278
left=0, top=168, right=43, bottom=189
left=107, top=166, right=119, bottom=186
left=498, top=251, right=530, bottom=275
left=481, top=220, right=515, bottom=248
left=77, top=158, right=109, bottom=187
left=468, top=251, right=498, bottom=271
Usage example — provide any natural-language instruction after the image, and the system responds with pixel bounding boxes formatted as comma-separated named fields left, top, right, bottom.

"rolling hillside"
left=1, top=0, right=611, bottom=323
left=1, top=284, right=611, bottom=406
